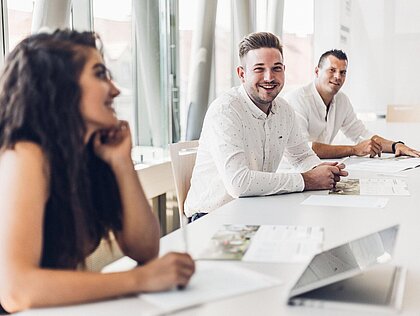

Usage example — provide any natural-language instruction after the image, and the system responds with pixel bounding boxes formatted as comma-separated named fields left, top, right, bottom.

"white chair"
left=386, top=105, right=420, bottom=122
left=169, top=140, right=199, bottom=227
left=83, top=233, right=123, bottom=272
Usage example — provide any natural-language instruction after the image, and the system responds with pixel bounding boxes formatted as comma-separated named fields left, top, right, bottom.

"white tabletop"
left=19, top=121, right=420, bottom=316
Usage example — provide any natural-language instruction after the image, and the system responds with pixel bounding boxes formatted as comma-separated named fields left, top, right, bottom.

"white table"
left=19, top=122, right=420, bottom=316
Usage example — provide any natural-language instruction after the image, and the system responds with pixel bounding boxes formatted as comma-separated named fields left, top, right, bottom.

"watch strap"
left=392, top=141, right=404, bottom=153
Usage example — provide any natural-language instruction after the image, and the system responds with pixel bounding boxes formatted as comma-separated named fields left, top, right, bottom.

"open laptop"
left=288, top=225, right=406, bottom=313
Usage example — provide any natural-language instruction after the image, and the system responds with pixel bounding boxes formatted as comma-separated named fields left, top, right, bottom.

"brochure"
left=329, top=178, right=409, bottom=196
left=197, top=224, right=324, bottom=263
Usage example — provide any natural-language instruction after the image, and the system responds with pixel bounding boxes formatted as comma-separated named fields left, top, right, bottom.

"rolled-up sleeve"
left=341, top=99, right=374, bottom=142
left=284, top=108, right=321, bottom=171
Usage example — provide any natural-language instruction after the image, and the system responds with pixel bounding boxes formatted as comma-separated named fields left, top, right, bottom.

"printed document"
left=141, top=261, right=281, bottom=314
left=329, top=178, right=409, bottom=196
left=346, top=156, right=420, bottom=173
left=197, top=224, right=324, bottom=263
left=302, top=195, right=389, bottom=208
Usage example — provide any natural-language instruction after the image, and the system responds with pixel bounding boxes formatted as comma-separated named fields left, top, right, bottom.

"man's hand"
left=302, top=163, right=348, bottom=191
left=353, top=138, right=382, bottom=157
left=395, top=144, right=420, bottom=158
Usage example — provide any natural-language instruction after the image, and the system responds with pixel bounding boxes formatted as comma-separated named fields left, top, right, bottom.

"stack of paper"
left=346, top=156, right=420, bottom=173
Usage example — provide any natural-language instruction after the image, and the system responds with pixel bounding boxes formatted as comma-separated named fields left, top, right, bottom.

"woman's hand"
left=133, top=252, right=195, bottom=292
left=93, top=120, right=132, bottom=168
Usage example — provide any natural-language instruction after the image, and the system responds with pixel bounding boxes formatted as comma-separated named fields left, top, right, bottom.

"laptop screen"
left=289, top=225, right=399, bottom=297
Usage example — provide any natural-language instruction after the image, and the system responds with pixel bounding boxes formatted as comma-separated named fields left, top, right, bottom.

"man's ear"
left=237, top=66, right=245, bottom=83
left=315, top=66, right=319, bottom=78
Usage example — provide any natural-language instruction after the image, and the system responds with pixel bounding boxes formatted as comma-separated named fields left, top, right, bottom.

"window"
left=178, top=0, right=233, bottom=139
left=178, top=0, right=196, bottom=139
left=282, top=0, right=314, bottom=92
left=214, top=1, right=233, bottom=97
left=6, top=0, right=34, bottom=52
left=92, top=0, right=135, bottom=138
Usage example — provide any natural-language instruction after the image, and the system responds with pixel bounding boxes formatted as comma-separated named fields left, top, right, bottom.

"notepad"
left=141, top=261, right=281, bottom=313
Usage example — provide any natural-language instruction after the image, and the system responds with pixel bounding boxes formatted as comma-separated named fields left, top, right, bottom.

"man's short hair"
left=317, top=49, right=347, bottom=68
left=238, top=32, right=283, bottom=60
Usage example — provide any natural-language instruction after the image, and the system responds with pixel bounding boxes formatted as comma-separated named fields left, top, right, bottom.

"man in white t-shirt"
left=184, top=33, right=347, bottom=220
left=284, top=49, right=420, bottom=159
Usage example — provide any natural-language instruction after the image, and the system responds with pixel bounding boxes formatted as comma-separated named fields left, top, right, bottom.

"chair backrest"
left=386, top=105, right=420, bottom=122
left=169, top=140, right=199, bottom=226
left=84, top=233, right=123, bottom=272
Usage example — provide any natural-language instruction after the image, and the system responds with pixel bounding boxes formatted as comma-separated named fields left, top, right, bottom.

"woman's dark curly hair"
left=0, top=29, right=122, bottom=269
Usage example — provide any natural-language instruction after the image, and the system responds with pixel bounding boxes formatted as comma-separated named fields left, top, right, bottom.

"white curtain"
left=32, top=0, right=72, bottom=33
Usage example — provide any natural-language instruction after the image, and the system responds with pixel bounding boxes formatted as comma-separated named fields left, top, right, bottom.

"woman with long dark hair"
left=0, top=29, right=194, bottom=313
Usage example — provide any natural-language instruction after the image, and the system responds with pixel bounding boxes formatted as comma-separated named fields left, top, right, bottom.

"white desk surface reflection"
left=18, top=121, right=420, bottom=316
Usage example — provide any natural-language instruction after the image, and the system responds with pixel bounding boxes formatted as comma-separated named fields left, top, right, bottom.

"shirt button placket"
left=263, top=120, right=270, bottom=172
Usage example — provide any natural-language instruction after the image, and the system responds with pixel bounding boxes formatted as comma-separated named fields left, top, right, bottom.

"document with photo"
left=329, top=178, right=409, bottom=196
left=197, top=224, right=324, bottom=263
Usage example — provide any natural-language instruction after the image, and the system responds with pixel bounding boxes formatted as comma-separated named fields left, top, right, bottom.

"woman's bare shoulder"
left=0, top=141, right=50, bottom=209
left=0, top=141, right=49, bottom=175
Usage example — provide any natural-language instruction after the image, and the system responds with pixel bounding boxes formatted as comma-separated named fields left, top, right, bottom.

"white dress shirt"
left=284, top=82, right=374, bottom=144
left=184, top=85, right=321, bottom=216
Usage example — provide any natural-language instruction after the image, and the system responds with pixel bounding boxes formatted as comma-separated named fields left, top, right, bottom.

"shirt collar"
left=311, top=81, right=336, bottom=112
left=239, top=85, right=278, bottom=119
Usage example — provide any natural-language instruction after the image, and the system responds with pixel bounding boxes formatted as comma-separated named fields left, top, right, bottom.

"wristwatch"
left=392, top=141, right=404, bottom=153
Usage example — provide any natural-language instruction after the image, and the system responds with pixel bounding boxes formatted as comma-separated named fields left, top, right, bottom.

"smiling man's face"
left=237, top=47, right=285, bottom=113
left=315, top=55, right=347, bottom=97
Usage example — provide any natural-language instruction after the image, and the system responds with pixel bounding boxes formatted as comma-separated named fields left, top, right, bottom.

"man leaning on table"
left=184, top=32, right=348, bottom=221
left=284, top=49, right=420, bottom=159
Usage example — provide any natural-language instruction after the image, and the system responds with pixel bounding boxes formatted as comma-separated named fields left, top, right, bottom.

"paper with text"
left=329, top=178, right=409, bottom=196
left=345, top=156, right=420, bottom=173
left=140, top=261, right=281, bottom=314
left=197, top=224, right=323, bottom=263
left=243, top=225, right=324, bottom=263
left=302, top=195, right=389, bottom=208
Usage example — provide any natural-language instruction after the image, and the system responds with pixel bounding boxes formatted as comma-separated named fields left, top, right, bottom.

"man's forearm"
left=312, top=142, right=353, bottom=159
left=371, top=135, right=393, bottom=153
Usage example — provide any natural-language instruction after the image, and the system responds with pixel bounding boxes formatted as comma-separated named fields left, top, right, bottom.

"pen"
left=177, top=216, right=190, bottom=291
left=181, top=215, right=189, bottom=253
left=337, top=157, right=349, bottom=166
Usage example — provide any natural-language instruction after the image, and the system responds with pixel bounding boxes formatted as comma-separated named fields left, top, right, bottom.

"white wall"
left=314, top=0, right=420, bottom=115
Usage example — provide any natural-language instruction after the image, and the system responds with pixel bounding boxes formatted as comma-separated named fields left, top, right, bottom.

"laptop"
left=288, top=224, right=406, bottom=313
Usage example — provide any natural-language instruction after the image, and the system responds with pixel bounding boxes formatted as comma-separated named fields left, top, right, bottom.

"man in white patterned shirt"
left=284, top=49, right=420, bottom=159
left=184, top=32, right=347, bottom=220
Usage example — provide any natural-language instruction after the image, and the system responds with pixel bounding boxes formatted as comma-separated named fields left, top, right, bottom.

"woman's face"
left=79, top=48, right=120, bottom=138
